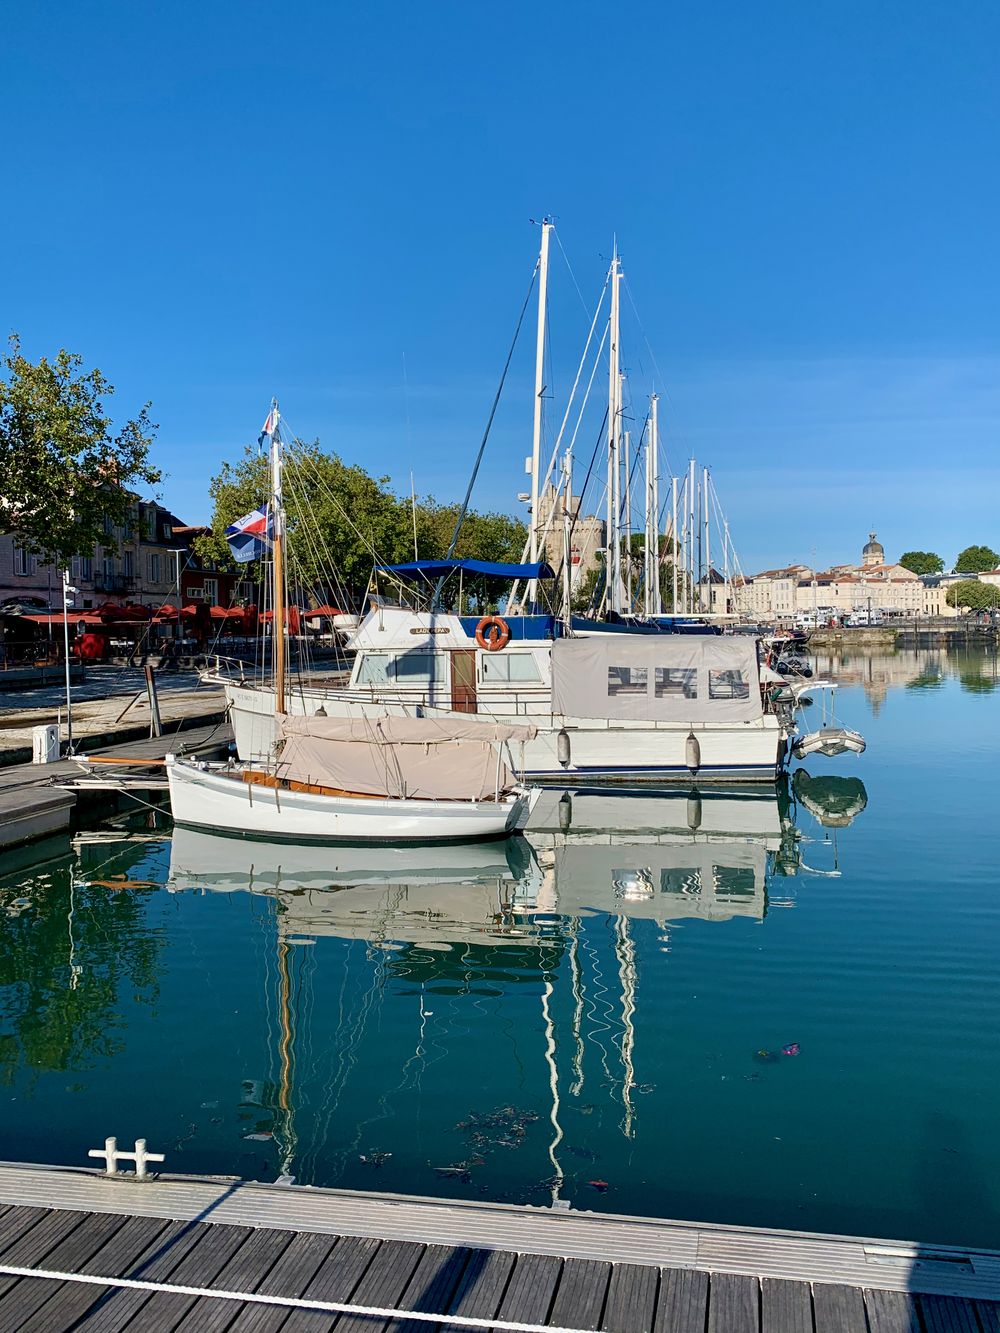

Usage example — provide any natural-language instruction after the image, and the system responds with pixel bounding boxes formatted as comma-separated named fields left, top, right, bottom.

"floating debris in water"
left=360, top=1151, right=392, bottom=1168
left=753, top=1049, right=780, bottom=1064
left=200, top=1101, right=219, bottom=1109
left=456, top=1106, right=539, bottom=1153
left=243, top=1132, right=273, bottom=1142
left=635, top=1082, right=656, bottom=1095
left=782, top=1043, right=801, bottom=1057
left=577, top=1104, right=596, bottom=1116
left=587, top=1179, right=609, bottom=1193
left=434, top=1165, right=472, bottom=1183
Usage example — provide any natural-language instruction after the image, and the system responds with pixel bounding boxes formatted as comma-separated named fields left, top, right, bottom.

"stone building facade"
left=0, top=500, right=242, bottom=612
left=536, top=482, right=605, bottom=589
left=731, top=534, right=962, bottom=620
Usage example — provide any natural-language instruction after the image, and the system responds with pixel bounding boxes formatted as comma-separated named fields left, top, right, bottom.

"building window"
left=608, top=666, right=648, bottom=697
left=149, top=554, right=161, bottom=583
left=123, top=550, right=134, bottom=579
left=13, top=546, right=32, bottom=576
left=103, top=513, right=114, bottom=536
left=654, top=667, right=697, bottom=699
left=103, top=556, right=115, bottom=584
left=80, top=557, right=93, bottom=581
left=202, top=577, right=218, bottom=604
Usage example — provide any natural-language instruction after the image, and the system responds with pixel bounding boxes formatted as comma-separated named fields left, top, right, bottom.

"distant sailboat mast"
left=645, top=394, right=661, bottom=617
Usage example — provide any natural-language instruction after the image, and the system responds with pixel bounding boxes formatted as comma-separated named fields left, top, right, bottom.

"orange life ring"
left=475, top=615, right=511, bottom=651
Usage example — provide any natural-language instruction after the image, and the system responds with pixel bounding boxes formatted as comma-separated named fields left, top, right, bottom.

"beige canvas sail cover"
left=551, top=636, right=762, bottom=723
left=275, top=715, right=536, bottom=801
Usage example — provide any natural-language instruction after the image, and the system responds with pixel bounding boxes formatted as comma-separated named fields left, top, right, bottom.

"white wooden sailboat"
left=166, top=405, right=539, bottom=843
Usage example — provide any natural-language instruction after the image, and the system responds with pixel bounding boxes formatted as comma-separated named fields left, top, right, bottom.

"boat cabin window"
left=356, top=653, right=391, bottom=685
left=481, top=653, right=541, bottom=683
left=393, top=652, right=448, bottom=684
left=708, top=668, right=750, bottom=700
left=654, top=667, right=697, bottom=699
left=607, top=666, right=648, bottom=697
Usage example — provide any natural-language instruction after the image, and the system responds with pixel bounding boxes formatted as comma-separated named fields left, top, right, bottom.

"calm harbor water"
left=2, top=644, right=999, bottom=1247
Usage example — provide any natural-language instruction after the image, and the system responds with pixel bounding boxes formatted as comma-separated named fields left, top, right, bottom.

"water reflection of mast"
left=276, top=930, right=298, bottom=1176
left=614, top=917, right=637, bottom=1139
left=568, top=919, right=586, bottom=1097
left=541, top=977, right=564, bottom=1203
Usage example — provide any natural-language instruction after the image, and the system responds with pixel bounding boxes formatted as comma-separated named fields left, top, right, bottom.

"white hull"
left=166, top=756, right=533, bottom=843
left=222, top=682, right=785, bottom=784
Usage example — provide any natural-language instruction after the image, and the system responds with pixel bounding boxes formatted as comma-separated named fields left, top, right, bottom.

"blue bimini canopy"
left=376, top=558, right=555, bottom=582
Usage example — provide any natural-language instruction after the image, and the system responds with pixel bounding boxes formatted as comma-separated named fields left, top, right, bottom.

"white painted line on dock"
left=0, top=1263, right=592, bottom=1333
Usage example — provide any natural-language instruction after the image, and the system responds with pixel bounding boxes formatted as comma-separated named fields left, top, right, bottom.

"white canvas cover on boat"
left=550, top=636, right=762, bottom=723
left=274, top=715, right=533, bottom=801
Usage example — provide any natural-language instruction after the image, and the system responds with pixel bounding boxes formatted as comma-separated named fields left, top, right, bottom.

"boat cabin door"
left=450, top=650, right=478, bottom=713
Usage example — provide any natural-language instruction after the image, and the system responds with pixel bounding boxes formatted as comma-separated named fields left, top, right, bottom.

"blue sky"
left=3, top=0, right=998, bottom=572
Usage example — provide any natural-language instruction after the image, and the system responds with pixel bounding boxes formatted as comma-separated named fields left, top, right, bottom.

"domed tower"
left=862, top=531, right=884, bottom=568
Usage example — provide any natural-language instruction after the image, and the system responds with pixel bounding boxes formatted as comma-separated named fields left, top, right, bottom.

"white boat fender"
left=558, top=791, right=573, bottom=832
left=687, top=792, right=702, bottom=831
left=685, top=731, right=701, bottom=774
left=557, top=728, right=571, bottom=768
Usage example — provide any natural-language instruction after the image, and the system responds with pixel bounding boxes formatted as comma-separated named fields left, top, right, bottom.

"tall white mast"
left=647, top=394, right=661, bottom=616
left=687, top=457, right=696, bottom=614
left=528, top=219, right=553, bottom=609
left=671, top=474, right=678, bottom=613
left=561, top=447, right=573, bottom=635
left=703, top=466, right=711, bottom=615
left=623, top=428, right=632, bottom=610
left=606, top=247, right=621, bottom=615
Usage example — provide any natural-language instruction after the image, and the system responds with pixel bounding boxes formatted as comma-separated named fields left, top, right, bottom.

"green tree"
left=0, top=336, right=159, bottom=563
left=899, top=550, right=944, bottom=575
left=197, top=440, right=527, bottom=607
left=946, top=579, right=1000, bottom=612
left=955, top=544, right=1000, bottom=574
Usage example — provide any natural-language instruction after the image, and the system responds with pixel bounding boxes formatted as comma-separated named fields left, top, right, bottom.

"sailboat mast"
left=687, top=457, right=696, bottom=615
left=703, top=466, right=711, bottom=616
left=623, top=428, right=632, bottom=610
left=528, top=220, right=553, bottom=609
left=647, top=394, right=660, bottom=616
left=671, top=474, right=678, bottom=612
left=606, top=248, right=621, bottom=615
left=561, top=447, right=573, bottom=635
left=270, top=401, right=286, bottom=716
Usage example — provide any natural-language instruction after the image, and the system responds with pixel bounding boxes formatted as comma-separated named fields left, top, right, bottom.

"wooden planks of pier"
left=0, top=1165, right=997, bottom=1331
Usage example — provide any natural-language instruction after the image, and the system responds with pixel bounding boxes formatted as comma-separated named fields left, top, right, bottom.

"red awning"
left=209, top=605, right=245, bottom=619
left=21, top=612, right=106, bottom=626
left=303, top=605, right=342, bottom=618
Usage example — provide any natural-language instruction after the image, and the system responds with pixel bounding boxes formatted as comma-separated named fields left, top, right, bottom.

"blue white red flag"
left=225, top=504, right=272, bottom=563
left=258, top=407, right=279, bottom=446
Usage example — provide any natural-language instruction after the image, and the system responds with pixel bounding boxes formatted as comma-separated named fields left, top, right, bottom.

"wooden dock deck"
left=0, top=1162, right=995, bottom=1330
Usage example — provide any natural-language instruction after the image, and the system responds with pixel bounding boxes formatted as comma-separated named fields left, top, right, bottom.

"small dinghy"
left=793, top=727, right=867, bottom=760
